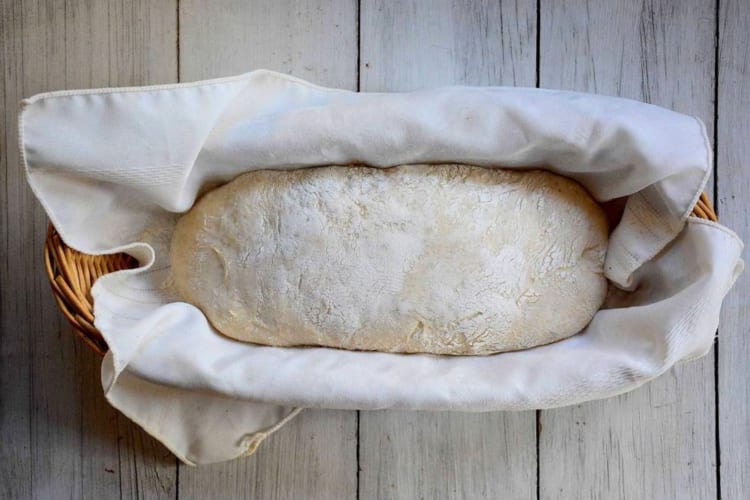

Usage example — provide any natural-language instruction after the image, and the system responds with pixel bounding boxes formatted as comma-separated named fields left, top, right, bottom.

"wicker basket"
left=44, top=192, right=718, bottom=356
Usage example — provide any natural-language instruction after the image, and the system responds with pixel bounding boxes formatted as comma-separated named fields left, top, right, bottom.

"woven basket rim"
left=43, top=192, right=717, bottom=356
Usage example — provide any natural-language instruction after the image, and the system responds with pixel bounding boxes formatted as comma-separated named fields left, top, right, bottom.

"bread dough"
left=170, top=164, right=608, bottom=355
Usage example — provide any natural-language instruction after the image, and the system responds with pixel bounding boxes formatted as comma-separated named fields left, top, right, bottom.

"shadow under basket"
left=44, top=192, right=718, bottom=357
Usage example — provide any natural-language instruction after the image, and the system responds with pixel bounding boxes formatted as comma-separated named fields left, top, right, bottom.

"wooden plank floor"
left=1, top=1, right=747, bottom=499
left=538, top=1, right=719, bottom=499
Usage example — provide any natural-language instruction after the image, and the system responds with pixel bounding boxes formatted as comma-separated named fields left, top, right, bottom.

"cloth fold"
left=21, top=70, right=743, bottom=465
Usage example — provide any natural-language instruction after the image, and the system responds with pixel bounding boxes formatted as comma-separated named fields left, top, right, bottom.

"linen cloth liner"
left=20, top=70, right=744, bottom=465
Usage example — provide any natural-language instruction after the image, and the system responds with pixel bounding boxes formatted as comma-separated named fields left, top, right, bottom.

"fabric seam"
left=20, top=69, right=352, bottom=104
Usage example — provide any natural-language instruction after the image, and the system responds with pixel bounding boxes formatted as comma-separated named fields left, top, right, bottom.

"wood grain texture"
left=538, top=1, right=718, bottom=499
left=717, top=0, right=750, bottom=497
left=360, top=0, right=537, bottom=92
left=179, top=0, right=358, bottom=88
left=0, top=1, right=177, bottom=499
left=118, top=416, right=178, bottom=500
left=359, top=411, right=537, bottom=500
left=1, top=1, right=32, bottom=496
left=177, top=2, right=359, bottom=499
left=358, top=1, right=538, bottom=499
left=22, top=7, right=105, bottom=497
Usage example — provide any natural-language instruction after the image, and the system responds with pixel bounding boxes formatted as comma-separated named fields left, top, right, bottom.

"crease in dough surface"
left=170, top=164, right=609, bottom=355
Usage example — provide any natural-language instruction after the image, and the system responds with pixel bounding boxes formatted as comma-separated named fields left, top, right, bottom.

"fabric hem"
left=20, top=69, right=352, bottom=104
left=102, top=356, right=303, bottom=466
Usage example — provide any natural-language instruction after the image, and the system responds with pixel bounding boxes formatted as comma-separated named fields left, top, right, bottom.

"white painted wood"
left=177, top=2, right=359, bottom=499
left=358, top=2, right=538, bottom=499
left=360, top=0, right=537, bottom=92
left=179, top=0, right=358, bottom=89
left=717, top=0, right=750, bottom=497
left=0, top=1, right=178, bottom=499
left=359, top=411, right=537, bottom=500
left=538, top=1, right=719, bottom=499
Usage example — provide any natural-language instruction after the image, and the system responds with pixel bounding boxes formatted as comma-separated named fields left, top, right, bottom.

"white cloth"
left=21, top=70, right=743, bottom=465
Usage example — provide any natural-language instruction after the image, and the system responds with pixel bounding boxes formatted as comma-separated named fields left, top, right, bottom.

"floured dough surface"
left=170, top=165, right=608, bottom=355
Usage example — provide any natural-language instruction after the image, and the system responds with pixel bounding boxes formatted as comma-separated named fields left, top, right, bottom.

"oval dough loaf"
left=170, top=164, right=608, bottom=355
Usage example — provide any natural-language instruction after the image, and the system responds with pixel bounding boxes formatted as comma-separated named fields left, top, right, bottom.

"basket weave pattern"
left=44, top=225, right=138, bottom=355
left=44, top=192, right=717, bottom=356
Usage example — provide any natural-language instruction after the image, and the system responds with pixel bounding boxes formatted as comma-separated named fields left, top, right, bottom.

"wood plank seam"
left=535, top=2, right=542, bottom=500
left=356, top=4, right=362, bottom=499
left=712, top=3, right=725, bottom=500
